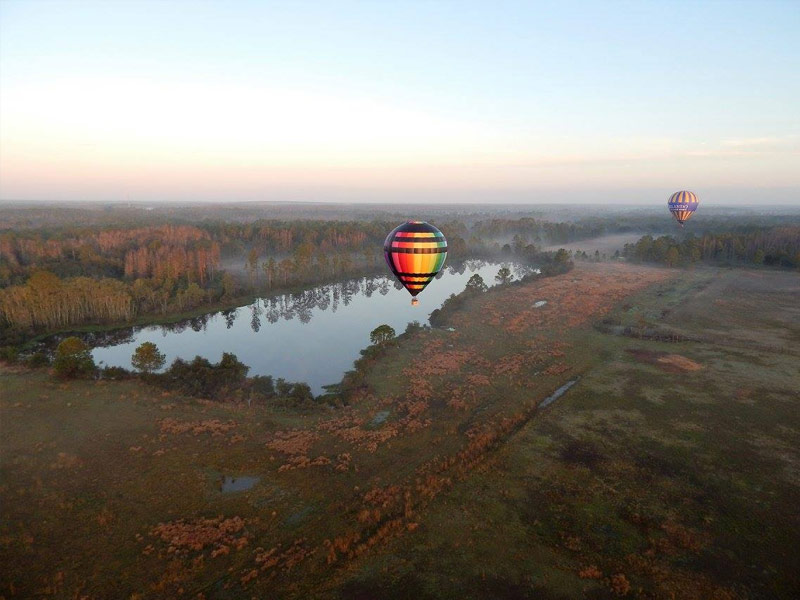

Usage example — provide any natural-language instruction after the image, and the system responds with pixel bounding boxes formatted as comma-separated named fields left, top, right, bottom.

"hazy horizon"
left=1, top=1, right=799, bottom=205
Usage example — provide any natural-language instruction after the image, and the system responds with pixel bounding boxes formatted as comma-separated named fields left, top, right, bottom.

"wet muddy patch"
left=370, top=410, right=390, bottom=427
left=539, top=379, right=578, bottom=409
left=220, top=475, right=260, bottom=493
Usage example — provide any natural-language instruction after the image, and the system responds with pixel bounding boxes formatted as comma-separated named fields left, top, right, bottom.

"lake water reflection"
left=92, top=261, right=528, bottom=394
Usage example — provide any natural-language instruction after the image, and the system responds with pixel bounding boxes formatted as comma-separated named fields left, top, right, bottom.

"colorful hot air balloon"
left=384, top=221, right=447, bottom=305
left=668, top=191, right=699, bottom=227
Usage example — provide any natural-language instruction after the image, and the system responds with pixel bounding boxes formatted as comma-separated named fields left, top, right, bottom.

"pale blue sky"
left=1, top=0, right=798, bottom=204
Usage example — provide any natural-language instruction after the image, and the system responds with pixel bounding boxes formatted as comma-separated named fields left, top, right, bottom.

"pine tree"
left=131, top=342, right=166, bottom=374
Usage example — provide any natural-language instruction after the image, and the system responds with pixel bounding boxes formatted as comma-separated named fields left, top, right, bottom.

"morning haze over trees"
left=3, top=0, right=800, bottom=595
left=2, top=205, right=797, bottom=344
left=4, top=201, right=798, bottom=599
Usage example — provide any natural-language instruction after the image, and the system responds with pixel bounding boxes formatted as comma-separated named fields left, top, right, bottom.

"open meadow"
left=1, top=263, right=798, bottom=599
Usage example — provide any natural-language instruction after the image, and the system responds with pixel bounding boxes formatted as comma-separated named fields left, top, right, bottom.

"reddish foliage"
left=543, top=362, right=570, bottom=376
left=243, top=539, right=315, bottom=584
left=159, top=418, right=237, bottom=436
left=579, top=565, right=603, bottom=579
left=266, top=430, right=319, bottom=455
left=609, top=573, right=631, bottom=596
left=150, top=516, right=248, bottom=557
left=278, top=454, right=331, bottom=472
left=50, top=452, right=82, bottom=469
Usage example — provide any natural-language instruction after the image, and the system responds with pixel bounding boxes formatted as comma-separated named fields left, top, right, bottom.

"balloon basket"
left=411, top=298, right=419, bottom=306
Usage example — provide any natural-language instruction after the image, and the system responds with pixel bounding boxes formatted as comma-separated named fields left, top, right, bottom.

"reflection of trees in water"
left=250, top=301, right=262, bottom=333
left=161, top=320, right=189, bottom=335
left=316, top=286, right=331, bottom=312
left=63, top=263, right=515, bottom=349
left=242, top=276, right=395, bottom=327
left=190, top=315, right=209, bottom=332
left=465, top=259, right=487, bottom=271
left=291, top=291, right=314, bottom=324
left=48, top=327, right=136, bottom=351
left=345, top=279, right=361, bottom=306
left=265, top=296, right=281, bottom=324
left=512, top=263, right=538, bottom=279
left=446, top=262, right=467, bottom=276
left=221, top=308, right=237, bottom=329
left=364, top=279, right=376, bottom=298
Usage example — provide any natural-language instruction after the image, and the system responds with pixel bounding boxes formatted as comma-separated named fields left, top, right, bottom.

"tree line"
left=0, top=225, right=219, bottom=285
left=5, top=214, right=795, bottom=341
left=622, top=227, right=800, bottom=268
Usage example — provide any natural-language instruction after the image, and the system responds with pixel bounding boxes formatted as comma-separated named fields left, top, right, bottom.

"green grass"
left=2, top=264, right=798, bottom=599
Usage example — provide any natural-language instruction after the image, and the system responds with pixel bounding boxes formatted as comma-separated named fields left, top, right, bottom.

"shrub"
left=101, top=365, right=131, bottom=380
left=0, top=346, right=19, bottom=364
left=131, top=341, right=166, bottom=374
left=159, top=353, right=249, bottom=400
left=369, top=324, right=396, bottom=346
left=404, top=321, right=424, bottom=336
left=26, top=352, right=50, bottom=368
left=250, top=375, right=275, bottom=398
left=53, top=337, right=95, bottom=378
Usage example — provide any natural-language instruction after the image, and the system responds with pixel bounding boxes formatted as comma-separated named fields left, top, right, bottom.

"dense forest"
left=2, top=203, right=800, bottom=344
left=0, top=215, right=601, bottom=340
left=623, top=227, right=800, bottom=268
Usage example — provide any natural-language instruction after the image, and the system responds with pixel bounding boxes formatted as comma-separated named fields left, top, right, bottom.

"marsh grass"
left=2, top=264, right=798, bottom=598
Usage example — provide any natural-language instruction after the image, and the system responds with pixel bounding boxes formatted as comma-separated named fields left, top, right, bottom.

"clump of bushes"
left=101, top=365, right=131, bottom=380
left=53, top=337, right=95, bottom=378
left=153, top=352, right=314, bottom=407
left=0, top=346, right=19, bottom=364
left=157, top=352, right=250, bottom=400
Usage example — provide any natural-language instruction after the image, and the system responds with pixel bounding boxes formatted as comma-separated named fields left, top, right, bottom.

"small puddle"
left=285, top=505, right=313, bottom=527
left=220, top=475, right=260, bottom=493
left=534, top=300, right=547, bottom=308
left=370, top=410, right=390, bottom=426
left=539, top=379, right=578, bottom=409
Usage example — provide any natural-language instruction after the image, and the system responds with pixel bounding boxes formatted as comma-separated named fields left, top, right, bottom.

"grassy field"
left=1, top=263, right=798, bottom=599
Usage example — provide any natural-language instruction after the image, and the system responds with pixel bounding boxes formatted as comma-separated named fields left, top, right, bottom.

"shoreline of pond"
left=77, top=261, right=527, bottom=395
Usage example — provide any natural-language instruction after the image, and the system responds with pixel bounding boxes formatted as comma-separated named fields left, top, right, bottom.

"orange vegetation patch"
left=266, top=430, right=319, bottom=455
left=159, top=418, right=237, bottom=436
left=627, top=349, right=703, bottom=373
left=50, top=452, right=82, bottom=469
left=240, top=539, right=315, bottom=585
left=657, top=354, right=703, bottom=372
left=266, top=430, right=332, bottom=470
left=579, top=565, right=603, bottom=579
left=401, top=342, right=489, bottom=403
left=609, top=573, right=631, bottom=596
left=404, top=340, right=478, bottom=377
left=543, top=362, right=570, bottom=376
left=149, top=516, right=249, bottom=556
left=459, top=263, right=671, bottom=334
left=327, top=400, right=431, bottom=453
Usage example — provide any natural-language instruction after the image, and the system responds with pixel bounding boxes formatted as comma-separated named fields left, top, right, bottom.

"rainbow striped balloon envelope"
left=668, top=190, right=699, bottom=227
left=384, top=221, right=447, bottom=304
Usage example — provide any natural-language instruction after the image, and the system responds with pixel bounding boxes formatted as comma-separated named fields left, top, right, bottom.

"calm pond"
left=91, top=261, right=530, bottom=394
